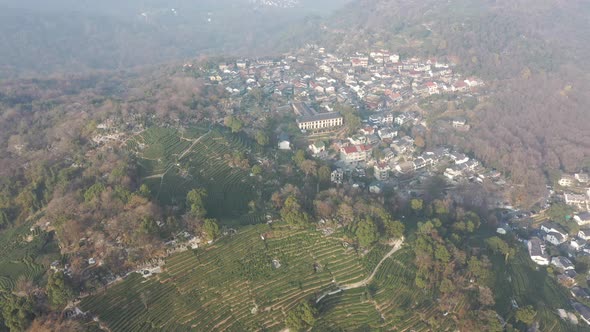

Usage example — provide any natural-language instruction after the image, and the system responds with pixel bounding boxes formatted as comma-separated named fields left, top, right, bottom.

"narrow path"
left=341, top=237, right=404, bottom=290
left=178, top=129, right=211, bottom=161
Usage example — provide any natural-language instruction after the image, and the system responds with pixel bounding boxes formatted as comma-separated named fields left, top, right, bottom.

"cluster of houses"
left=525, top=211, right=590, bottom=324
left=197, top=45, right=481, bottom=131
left=559, top=173, right=590, bottom=210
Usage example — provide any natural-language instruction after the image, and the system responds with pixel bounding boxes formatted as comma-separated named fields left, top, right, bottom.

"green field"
left=129, top=126, right=263, bottom=221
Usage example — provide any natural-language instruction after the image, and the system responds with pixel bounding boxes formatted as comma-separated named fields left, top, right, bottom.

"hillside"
left=320, top=0, right=590, bottom=206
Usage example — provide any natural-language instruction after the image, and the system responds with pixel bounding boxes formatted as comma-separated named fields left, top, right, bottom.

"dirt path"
left=178, top=130, right=211, bottom=161
left=340, top=237, right=404, bottom=290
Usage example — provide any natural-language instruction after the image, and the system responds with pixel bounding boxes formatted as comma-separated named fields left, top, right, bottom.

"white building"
left=527, top=237, right=549, bottom=265
left=340, top=145, right=371, bottom=163
left=374, top=163, right=390, bottom=181
left=551, top=256, right=575, bottom=271
left=331, top=169, right=344, bottom=184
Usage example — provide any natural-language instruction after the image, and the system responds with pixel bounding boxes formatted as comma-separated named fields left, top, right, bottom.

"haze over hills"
left=0, top=0, right=350, bottom=78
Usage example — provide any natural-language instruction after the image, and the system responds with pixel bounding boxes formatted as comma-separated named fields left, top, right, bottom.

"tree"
left=292, top=150, right=306, bottom=166
left=337, top=104, right=361, bottom=134
left=202, top=218, right=220, bottom=241
left=138, top=184, right=151, bottom=198
left=186, top=188, right=207, bottom=218
left=299, top=160, right=317, bottom=178
left=251, top=165, right=263, bottom=176
left=383, top=220, right=404, bottom=238
left=356, top=217, right=378, bottom=247
left=547, top=203, right=574, bottom=223
left=478, top=286, right=495, bottom=307
left=318, top=166, right=331, bottom=183
left=485, top=236, right=515, bottom=261
left=0, top=294, right=35, bottom=331
left=84, top=182, right=105, bottom=202
left=285, top=301, right=317, bottom=331
left=410, top=198, right=423, bottom=212
left=46, top=271, right=74, bottom=308
left=224, top=115, right=243, bottom=133
left=281, top=195, right=310, bottom=228
left=254, top=131, right=269, bottom=146
left=515, top=306, right=536, bottom=326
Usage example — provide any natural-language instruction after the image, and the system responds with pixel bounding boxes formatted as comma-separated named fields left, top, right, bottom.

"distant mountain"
left=0, top=0, right=349, bottom=78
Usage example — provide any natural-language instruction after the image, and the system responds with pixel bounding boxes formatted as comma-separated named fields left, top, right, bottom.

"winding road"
left=316, top=237, right=405, bottom=304
left=341, top=237, right=405, bottom=290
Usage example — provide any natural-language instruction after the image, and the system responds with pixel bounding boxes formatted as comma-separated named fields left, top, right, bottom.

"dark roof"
left=572, top=286, right=590, bottom=298
left=528, top=237, right=545, bottom=256
left=297, top=112, right=342, bottom=123
left=573, top=302, right=590, bottom=320
left=541, top=222, right=567, bottom=234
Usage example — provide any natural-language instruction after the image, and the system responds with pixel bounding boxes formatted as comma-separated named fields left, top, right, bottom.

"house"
left=340, top=145, right=371, bottom=163
left=331, top=169, right=344, bottom=184
left=559, top=175, right=575, bottom=187
left=579, top=229, right=590, bottom=241
left=394, top=114, right=409, bottom=126
left=541, top=222, right=568, bottom=237
left=378, top=128, right=398, bottom=140
left=277, top=134, right=291, bottom=150
left=395, top=161, right=415, bottom=174
left=450, top=152, right=470, bottom=165
left=293, top=102, right=343, bottom=131
left=360, top=126, right=376, bottom=136
left=527, top=237, right=549, bottom=265
left=571, top=287, right=590, bottom=300
left=541, top=222, right=569, bottom=245
left=547, top=232, right=568, bottom=246
left=565, top=193, right=588, bottom=207
left=551, top=256, right=575, bottom=271
left=452, top=118, right=467, bottom=128
left=571, top=237, right=587, bottom=250
left=575, top=212, right=590, bottom=226
left=572, top=302, right=590, bottom=325
left=382, top=114, right=394, bottom=124
left=558, top=273, right=577, bottom=288
left=369, top=182, right=383, bottom=194
left=444, top=166, right=463, bottom=181
left=374, top=163, right=390, bottom=181
left=391, top=136, right=415, bottom=155
left=452, top=81, right=469, bottom=92
left=575, top=173, right=589, bottom=184
left=309, top=141, right=326, bottom=155
left=348, top=135, right=367, bottom=145
left=425, top=82, right=439, bottom=95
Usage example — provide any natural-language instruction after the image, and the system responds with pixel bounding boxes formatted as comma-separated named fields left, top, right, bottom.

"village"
left=196, top=45, right=590, bottom=325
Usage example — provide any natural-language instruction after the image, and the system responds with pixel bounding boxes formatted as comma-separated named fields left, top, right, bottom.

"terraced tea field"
left=0, top=217, right=60, bottom=293
left=492, top=250, right=585, bottom=332
left=128, top=126, right=262, bottom=220
left=80, top=223, right=370, bottom=331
